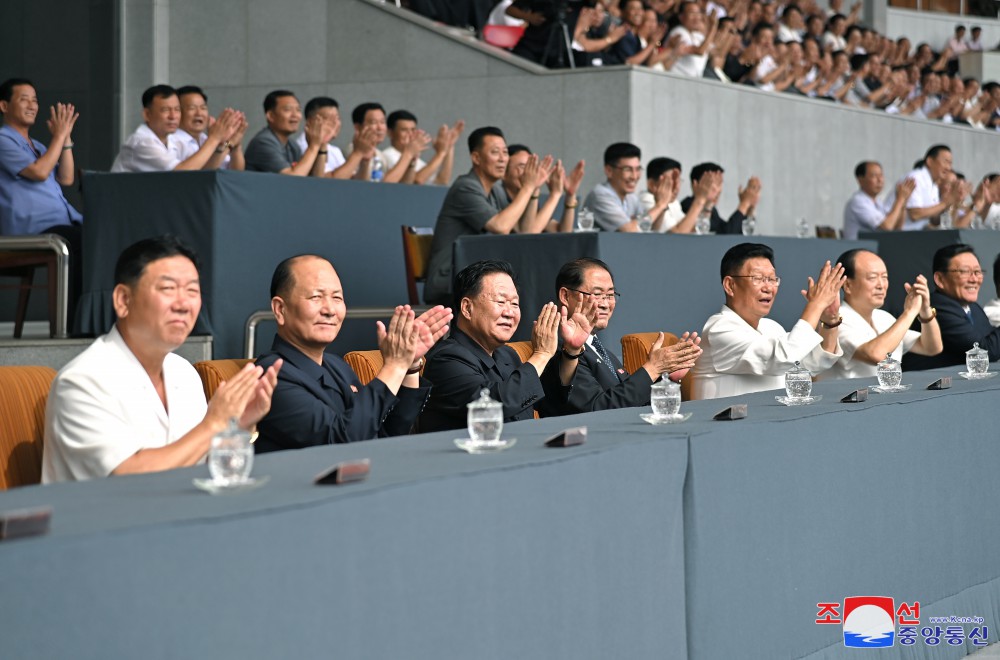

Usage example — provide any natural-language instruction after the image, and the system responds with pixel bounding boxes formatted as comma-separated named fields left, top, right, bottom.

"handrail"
left=0, top=234, right=71, bottom=338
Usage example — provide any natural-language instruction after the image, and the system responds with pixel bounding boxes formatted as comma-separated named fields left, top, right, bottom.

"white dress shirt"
left=692, top=305, right=842, bottom=399
left=111, top=124, right=184, bottom=172
left=293, top=132, right=346, bottom=173
left=174, top=128, right=232, bottom=169
left=42, top=326, right=208, bottom=483
left=820, top=302, right=919, bottom=380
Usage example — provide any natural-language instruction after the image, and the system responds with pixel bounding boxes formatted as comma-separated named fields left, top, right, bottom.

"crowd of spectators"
left=484, top=0, right=1000, bottom=129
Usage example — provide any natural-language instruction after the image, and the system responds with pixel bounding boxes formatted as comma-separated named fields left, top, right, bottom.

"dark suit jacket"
left=254, top=336, right=430, bottom=453
left=419, top=327, right=545, bottom=432
left=902, top=291, right=1000, bottom=371
left=537, top=340, right=654, bottom=417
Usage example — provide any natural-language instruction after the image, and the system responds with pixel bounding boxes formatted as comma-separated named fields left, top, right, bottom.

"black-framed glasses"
left=569, top=288, right=621, bottom=302
left=731, top=275, right=781, bottom=286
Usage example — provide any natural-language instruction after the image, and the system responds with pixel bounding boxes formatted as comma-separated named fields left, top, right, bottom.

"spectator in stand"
left=570, top=2, right=625, bottom=68
left=804, top=13, right=826, bottom=50
left=0, top=77, right=83, bottom=318
left=946, top=25, right=969, bottom=75
left=348, top=102, right=426, bottom=183
left=887, top=144, right=960, bottom=231
left=292, top=97, right=357, bottom=179
left=583, top=142, right=645, bottom=232
left=640, top=157, right=721, bottom=233
left=112, top=85, right=242, bottom=173
left=498, top=144, right=583, bottom=233
left=487, top=0, right=524, bottom=26
left=679, top=162, right=758, bottom=235
left=777, top=4, right=805, bottom=44
left=174, top=86, right=247, bottom=171
left=509, top=0, right=597, bottom=68
left=423, top=127, right=550, bottom=305
left=968, top=26, right=983, bottom=52
left=244, top=90, right=335, bottom=177
left=607, top=0, right=667, bottom=66
left=842, top=161, right=915, bottom=239
left=973, top=173, right=1000, bottom=228
left=383, top=110, right=464, bottom=185
left=667, top=1, right=718, bottom=78
left=822, top=14, right=847, bottom=53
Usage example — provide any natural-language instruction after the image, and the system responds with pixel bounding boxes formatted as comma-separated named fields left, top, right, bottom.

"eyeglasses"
left=947, top=268, right=984, bottom=278
left=610, top=165, right=643, bottom=175
left=569, top=288, right=621, bottom=302
left=732, top=275, right=781, bottom=286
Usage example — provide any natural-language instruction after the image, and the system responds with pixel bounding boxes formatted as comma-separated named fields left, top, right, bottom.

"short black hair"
left=721, top=243, right=774, bottom=282
left=387, top=109, right=417, bottom=130
left=752, top=21, right=775, bottom=38
left=351, top=102, right=385, bottom=126
left=114, top=235, right=199, bottom=288
left=507, top=144, right=532, bottom=158
left=690, top=161, right=724, bottom=184
left=468, top=126, right=505, bottom=153
left=850, top=53, right=869, bottom=72
left=303, top=96, right=338, bottom=119
left=555, top=258, right=614, bottom=299
left=0, top=77, right=34, bottom=105
left=264, top=90, right=296, bottom=114
left=142, top=84, right=177, bottom=109
left=836, top=248, right=870, bottom=280
left=175, top=85, right=206, bottom=102
left=854, top=160, right=877, bottom=179
left=270, top=254, right=327, bottom=299
left=932, top=243, right=976, bottom=275
left=453, top=260, right=516, bottom=310
left=604, top=142, right=641, bottom=167
left=924, top=144, right=951, bottom=162
left=647, top=157, right=681, bottom=181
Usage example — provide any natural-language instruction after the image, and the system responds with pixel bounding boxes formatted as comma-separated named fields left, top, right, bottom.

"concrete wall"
left=886, top=7, right=1000, bottom=53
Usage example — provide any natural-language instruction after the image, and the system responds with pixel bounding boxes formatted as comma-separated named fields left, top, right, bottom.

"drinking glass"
left=208, top=418, right=254, bottom=485
left=467, top=389, right=503, bottom=444
left=967, top=342, right=990, bottom=376
left=784, top=362, right=812, bottom=399
left=578, top=207, right=595, bottom=231
left=876, top=353, right=902, bottom=389
left=651, top=380, right=681, bottom=417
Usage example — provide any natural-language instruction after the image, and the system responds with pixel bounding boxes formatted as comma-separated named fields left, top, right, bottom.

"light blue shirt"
left=0, top=124, right=82, bottom=235
left=583, top=180, right=641, bottom=231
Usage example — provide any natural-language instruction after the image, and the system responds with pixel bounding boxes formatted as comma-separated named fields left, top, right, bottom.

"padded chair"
left=0, top=250, right=59, bottom=338
left=482, top=24, right=526, bottom=49
left=0, top=366, right=56, bottom=490
left=620, top=332, right=695, bottom=401
left=505, top=340, right=534, bottom=364
left=402, top=226, right=434, bottom=305
left=815, top=225, right=839, bottom=239
left=344, top=350, right=384, bottom=386
left=193, top=359, right=253, bottom=402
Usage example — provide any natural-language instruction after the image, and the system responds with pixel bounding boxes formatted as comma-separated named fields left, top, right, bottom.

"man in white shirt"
left=692, top=243, right=845, bottom=399
left=42, top=236, right=282, bottom=482
left=348, top=102, right=424, bottom=183
left=174, top=85, right=247, bottom=171
left=842, top=161, right=915, bottom=239
left=667, top=1, right=717, bottom=77
left=292, top=97, right=355, bottom=178
left=639, top=157, right=721, bottom=233
left=382, top=109, right=465, bottom=186
left=583, top=142, right=644, bottom=232
left=111, top=85, right=241, bottom=173
left=886, top=144, right=960, bottom=231
left=822, top=249, right=942, bottom=380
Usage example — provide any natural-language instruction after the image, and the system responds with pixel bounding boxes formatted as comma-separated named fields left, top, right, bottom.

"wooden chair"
left=0, top=366, right=56, bottom=489
left=402, top=226, right=434, bottom=305
left=505, top=341, right=534, bottom=364
left=0, top=234, right=71, bottom=339
left=620, top=332, right=696, bottom=401
left=193, top=359, right=253, bottom=402
left=814, top=225, right=839, bottom=239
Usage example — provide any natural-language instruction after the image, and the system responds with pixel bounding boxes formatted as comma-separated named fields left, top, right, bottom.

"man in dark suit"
left=904, top=243, right=1000, bottom=371
left=420, top=259, right=584, bottom=432
left=537, top=258, right=702, bottom=417
left=255, top=255, right=452, bottom=452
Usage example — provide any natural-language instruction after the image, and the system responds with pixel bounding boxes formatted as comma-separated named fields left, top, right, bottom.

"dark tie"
left=590, top=334, right=621, bottom=382
left=967, top=309, right=975, bottom=324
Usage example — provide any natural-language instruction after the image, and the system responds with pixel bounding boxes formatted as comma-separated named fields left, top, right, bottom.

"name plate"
left=927, top=377, right=952, bottom=390
left=841, top=388, right=869, bottom=403
left=0, top=506, right=52, bottom=541
left=314, top=459, right=371, bottom=486
left=713, top=404, right=747, bottom=421
left=545, top=426, right=587, bottom=448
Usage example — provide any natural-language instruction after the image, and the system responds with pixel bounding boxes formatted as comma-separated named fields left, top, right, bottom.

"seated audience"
left=904, top=244, right=1000, bottom=370
left=382, top=110, right=464, bottom=185
left=821, top=249, right=942, bottom=380
left=498, top=144, right=582, bottom=233
left=292, top=96, right=356, bottom=178
left=42, top=236, right=281, bottom=482
left=842, top=161, right=915, bottom=239
left=112, top=85, right=241, bottom=172
left=692, top=243, right=845, bottom=399
left=680, top=162, right=759, bottom=234
left=244, top=90, right=334, bottom=176
left=668, top=1, right=718, bottom=78
left=423, top=126, right=548, bottom=305
left=887, top=144, right=960, bottom=231
left=537, top=257, right=702, bottom=416
left=420, top=259, right=561, bottom=431
left=0, top=77, right=83, bottom=314
left=583, top=142, right=644, bottom=232
left=254, top=256, right=451, bottom=452
left=348, top=102, right=425, bottom=183
left=174, top=85, right=247, bottom=171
